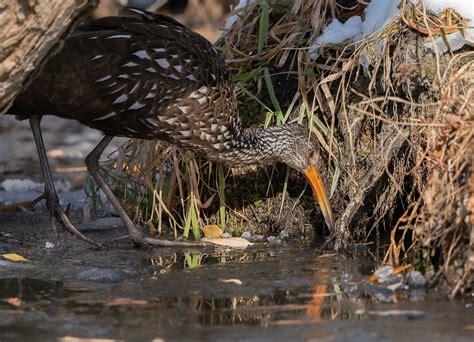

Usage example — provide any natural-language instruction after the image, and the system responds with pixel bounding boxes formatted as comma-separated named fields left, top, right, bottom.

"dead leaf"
left=47, top=149, right=65, bottom=158
left=2, top=253, right=30, bottom=262
left=218, top=278, right=243, bottom=285
left=104, top=298, right=149, bottom=307
left=59, top=337, right=122, bottom=342
left=203, top=237, right=253, bottom=248
left=0, top=202, right=32, bottom=212
left=202, top=224, right=223, bottom=238
left=3, top=297, right=21, bottom=307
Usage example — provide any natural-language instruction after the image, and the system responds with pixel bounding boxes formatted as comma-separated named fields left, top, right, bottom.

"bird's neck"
left=211, top=126, right=286, bottom=167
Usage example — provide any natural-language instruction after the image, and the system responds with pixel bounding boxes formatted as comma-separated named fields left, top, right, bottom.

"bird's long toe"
left=48, top=199, right=102, bottom=248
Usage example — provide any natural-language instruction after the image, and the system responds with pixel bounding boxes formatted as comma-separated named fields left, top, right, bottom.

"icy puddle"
left=0, top=239, right=473, bottom=341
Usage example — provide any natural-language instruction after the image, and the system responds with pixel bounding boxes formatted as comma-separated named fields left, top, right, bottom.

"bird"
left=7, top=7, right=335, bottom=248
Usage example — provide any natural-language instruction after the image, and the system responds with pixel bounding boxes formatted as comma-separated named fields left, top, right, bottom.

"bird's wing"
left=12, top=9, right=237, bottom=140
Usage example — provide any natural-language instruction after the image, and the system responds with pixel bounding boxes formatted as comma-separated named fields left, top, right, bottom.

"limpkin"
left=8, top=8, right=335, bottom=247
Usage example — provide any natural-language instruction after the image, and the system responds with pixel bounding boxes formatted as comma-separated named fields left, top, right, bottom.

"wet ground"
left=1, top=117, right=473, bottom=341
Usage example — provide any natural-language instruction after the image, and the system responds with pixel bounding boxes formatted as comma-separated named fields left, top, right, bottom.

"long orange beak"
left=304, top=165, right=335, bottom=232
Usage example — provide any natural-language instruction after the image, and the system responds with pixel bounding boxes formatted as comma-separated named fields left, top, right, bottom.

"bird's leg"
left=85, top=136, right=204, bottom=248
left=29, top=115, right=102, bottom=247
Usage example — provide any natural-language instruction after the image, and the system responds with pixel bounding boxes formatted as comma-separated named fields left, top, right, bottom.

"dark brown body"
left=12, top=9, right=240, bottom=157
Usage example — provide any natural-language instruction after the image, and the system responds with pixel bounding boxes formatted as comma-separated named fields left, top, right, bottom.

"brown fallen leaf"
left=2, top=253, right=30, bottom=262
left=218, top=278, right=243, bottom=285
left=202, top=224, right=223, bottom=238
left=104, top=298, right=149, bottom=307
left=3, top=297, right=21, bottom=307
left=59, top=337, right=123, bottom=342
left=0, top=202, right=32, bottom=212
left=203, top=237, right=253, bottom=248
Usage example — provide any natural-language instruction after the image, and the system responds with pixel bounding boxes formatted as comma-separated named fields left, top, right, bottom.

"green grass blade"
left=263, top=67, right=284, bottom=124
left=218, top=165, right=226, bottom=230
left=258, top=0, right=269, bottom=54
left=237, top=84, right=272, bottom=111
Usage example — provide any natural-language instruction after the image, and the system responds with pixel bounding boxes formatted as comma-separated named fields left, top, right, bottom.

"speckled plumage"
left=11, top=8, right=317, bottom=170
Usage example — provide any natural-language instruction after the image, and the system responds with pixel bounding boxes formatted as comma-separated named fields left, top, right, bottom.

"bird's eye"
left=308, top=150, right=317, bottom=165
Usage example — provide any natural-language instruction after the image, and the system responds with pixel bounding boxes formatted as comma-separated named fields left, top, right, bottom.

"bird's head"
left=274, top=124, right=335, bottom=232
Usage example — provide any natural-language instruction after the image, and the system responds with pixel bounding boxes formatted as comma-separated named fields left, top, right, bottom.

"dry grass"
left=96, top=0, right=473, bottom=295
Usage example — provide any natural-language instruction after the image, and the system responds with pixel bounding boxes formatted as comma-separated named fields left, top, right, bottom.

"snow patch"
left=310, top=0, right=474, bottom=61
left=310, top=0, right=400, bottom=59
left=408, top=0, right=474, bottom=53
left=1, top=179, right=71, bottom=193
left=225, top=0, right=256, bottom=30
left=409, top=0, right=473, bottom=20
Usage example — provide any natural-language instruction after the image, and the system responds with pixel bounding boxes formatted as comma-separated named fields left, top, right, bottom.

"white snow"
left=312, top=16, right=362, bottom=48
left=1, top=179, right=71, bottom=193
left=225, top=0, right=256, bottom=30
left=408, top=0, right=473, bottom=20
left=362, top=0, right=400, bottom=35
left=310, top=0, right=474, bottom=60
left=408, top=0, right=474, bottom=53
left=45, top=241, right=55, bottom=249
left=310, top=0, right=400, bottom=59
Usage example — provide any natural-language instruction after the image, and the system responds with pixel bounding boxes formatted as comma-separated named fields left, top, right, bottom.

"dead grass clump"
left=413, top=55, right=473, bottom=297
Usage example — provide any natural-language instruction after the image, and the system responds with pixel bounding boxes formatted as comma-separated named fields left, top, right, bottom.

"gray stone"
left=76, top=267, right=131, bottom=283
left=407, top=270, right=428, bottom=287
left=241, top=231, right=252, bottom=239
left=278, top=229, right=289, bottom=239
left=250, top=234, right=265, bottom=242
left=267, top=236, right=282, bottom=245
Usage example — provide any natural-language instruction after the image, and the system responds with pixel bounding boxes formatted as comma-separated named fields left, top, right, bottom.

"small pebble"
left=241, top=231, right=252, bottom=239
left=267, top=236, right=282, bottom=245
left=45, top=241, right=55, bottom=249
left=279, top=229, right=289, bottom=239
left=250, top=234, right=265, bottom=242
left=76, top=268, right=130, bottom=283
left=374, top=265, right=394, bottom=279
left=407, top=270, right=427, bottom=287
left=222, top=232, right=232, bottom=239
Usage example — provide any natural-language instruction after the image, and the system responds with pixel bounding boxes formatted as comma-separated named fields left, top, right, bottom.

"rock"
left=44, top=241, right=55, bottom=249
left=374, top=265, right=394, bottom=282
left=0, top=260, right=35, bottom=270
left=407, top=270, right=427, bottom=287
left=279, top=229, right=289, bottom=239
left=76, top=267, right=132, bottom=283
left=267, top=236, right=282, bottom=246
left=241, top=231, right=252, bottom=239
left=250, top=234, right=265, bottom=242
left=222, top=232, right=232, bottom=239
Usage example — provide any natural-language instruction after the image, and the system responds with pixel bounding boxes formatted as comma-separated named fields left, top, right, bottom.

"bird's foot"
left=26, top=192, right=49, bottom=210
left=38, top=192, right=102, bottom=248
